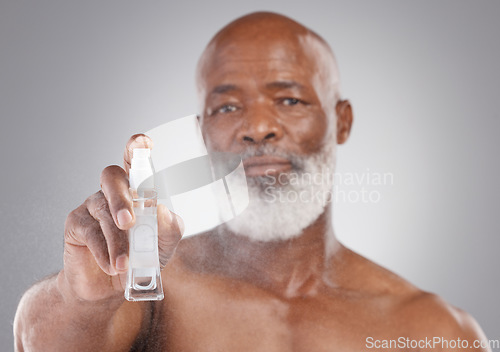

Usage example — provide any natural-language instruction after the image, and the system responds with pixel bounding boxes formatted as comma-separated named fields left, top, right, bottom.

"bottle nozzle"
left=132, top=148, right=151, bottom=159
left=129, top=148, right=154, bottom=190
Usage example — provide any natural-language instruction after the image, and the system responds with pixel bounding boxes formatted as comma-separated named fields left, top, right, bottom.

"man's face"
left=197, top=32, right=335, bottom=168
left=196, top=28, right=341, bottom=241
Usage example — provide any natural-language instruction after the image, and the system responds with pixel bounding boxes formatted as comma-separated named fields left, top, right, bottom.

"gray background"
left=1, top=0, right=499, bottom=348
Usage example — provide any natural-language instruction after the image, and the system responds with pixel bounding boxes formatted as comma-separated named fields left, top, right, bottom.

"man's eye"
left=281, top=98, right=300, bottom=106
left=217, top=104, right=238, bottom=114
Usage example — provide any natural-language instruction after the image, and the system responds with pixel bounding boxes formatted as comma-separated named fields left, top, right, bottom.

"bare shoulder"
left=400, top=291, right=489, bottom=346
left=15, top=272, right=149, bottom=352
left=15, top=273, right=60, bottom=325
left=14, top=274, right=60, bottom=349
left=338, top=246, right=489, bottom=349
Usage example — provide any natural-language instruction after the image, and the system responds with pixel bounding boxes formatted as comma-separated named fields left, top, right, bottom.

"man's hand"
left=61, top=134, right=183, bottom=301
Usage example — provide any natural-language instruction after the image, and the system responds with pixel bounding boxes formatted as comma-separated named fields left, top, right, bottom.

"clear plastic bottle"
left=124, top=148, right=164, bottom=301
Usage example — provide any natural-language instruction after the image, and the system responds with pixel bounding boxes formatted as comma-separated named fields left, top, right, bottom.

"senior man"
left=14, top=12, right=489, bottom=352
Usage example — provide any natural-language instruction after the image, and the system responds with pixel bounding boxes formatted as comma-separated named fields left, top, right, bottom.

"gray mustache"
left=239, top=145, right=305, bottom=170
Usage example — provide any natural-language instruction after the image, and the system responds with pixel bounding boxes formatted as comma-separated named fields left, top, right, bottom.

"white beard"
left=224, top=136, right=336, bottom=242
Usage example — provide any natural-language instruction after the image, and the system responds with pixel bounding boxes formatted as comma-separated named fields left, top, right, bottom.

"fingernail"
left=117, top=209, right=132, bottom=227
left=115, top=254, right=128, bottom=272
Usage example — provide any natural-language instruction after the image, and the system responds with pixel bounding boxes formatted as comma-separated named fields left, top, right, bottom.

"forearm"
left=14, top=271, right=144, bottom=352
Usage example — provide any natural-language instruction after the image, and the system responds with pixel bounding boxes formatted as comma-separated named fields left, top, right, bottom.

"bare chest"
left=146, top=274, right=416, bottom=352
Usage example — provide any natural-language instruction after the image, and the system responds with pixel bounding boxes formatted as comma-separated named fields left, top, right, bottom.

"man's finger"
left=124, top=134, right=154, bottom=174
left=64, top=204, right=114, bottom=276
left=85, top=191, right=129, bottom=275
left=100, top=165, right=134, bottom=231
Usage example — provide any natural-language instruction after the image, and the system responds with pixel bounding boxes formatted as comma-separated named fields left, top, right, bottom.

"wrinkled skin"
left=14, top=12, right=489, bottom=352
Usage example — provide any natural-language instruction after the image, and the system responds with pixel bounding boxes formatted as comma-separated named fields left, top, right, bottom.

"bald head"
left=204, top=12, right=318, bottom=50
left=196, top=12, right=341, bottom=115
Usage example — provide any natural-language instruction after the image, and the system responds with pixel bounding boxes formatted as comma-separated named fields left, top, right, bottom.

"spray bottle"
left=124, top=148, right=164, bottom=301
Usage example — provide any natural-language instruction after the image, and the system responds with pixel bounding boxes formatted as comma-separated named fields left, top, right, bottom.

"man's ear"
left=335, top=100, right=353, bottom=144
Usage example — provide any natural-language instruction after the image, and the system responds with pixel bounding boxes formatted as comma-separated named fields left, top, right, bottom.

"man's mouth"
left=242, top=155, right=292, bottom=177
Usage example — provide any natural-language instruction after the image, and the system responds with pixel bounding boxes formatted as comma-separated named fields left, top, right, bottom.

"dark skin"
left=14, top=12, right=489, bottom=352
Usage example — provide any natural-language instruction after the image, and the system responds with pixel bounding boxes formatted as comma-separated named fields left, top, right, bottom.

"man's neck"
left=214, top=204, right=338, bottom=298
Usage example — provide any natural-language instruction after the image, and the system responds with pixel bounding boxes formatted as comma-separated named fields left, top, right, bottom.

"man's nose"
left=236, top=105, right=284, bottom=144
